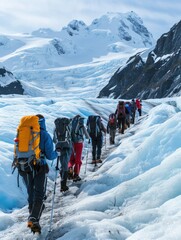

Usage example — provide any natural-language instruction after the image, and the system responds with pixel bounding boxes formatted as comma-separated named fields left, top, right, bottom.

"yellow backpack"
left=14, top=115, right=41, bottom=172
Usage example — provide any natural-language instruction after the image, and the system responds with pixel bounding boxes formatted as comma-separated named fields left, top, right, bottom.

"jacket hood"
left=38, top=117, right=46, bottom=131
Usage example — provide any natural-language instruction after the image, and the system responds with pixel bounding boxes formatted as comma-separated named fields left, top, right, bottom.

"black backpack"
left=87, top=115, right=101, bottom=138
left=71, top=115, right=85, bottom=143
left=54, top=117, right=72, bottom=149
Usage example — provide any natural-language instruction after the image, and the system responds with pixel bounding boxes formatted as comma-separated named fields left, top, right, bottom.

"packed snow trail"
left=44, top=112, right=145, bottom=239
left=0, top=99, right=155, bottom=240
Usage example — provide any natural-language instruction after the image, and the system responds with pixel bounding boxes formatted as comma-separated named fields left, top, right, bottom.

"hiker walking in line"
left=13, top=114, right=57, bottom=233
left=107, top=113, right=117, bottom=145
left=68, top=115, right=90, bottom=182
left=130, top=99, right=137, bottom=124
left=115, top=101, right=126, bottom=134
left=87, top=115, right=106, bottom=164
left=136, top=98, right=142, bottom=116
left=53, top=117, right=72, bottom=192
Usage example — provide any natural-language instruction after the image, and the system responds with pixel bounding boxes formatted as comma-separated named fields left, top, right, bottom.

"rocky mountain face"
left=0, top=67, right=24, bottom=95
left=99, top=20, right=181, bottom=99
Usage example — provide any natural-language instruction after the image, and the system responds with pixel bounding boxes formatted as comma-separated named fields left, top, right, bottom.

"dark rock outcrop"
left=0, top=67, right=24, bottom=95
left=99, top=20, right=181, bottom=99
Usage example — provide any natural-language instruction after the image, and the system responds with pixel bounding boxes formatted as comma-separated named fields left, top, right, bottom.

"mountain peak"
left=63, top=19, right=88, bottom=36
left=90, top=11, right=154, bottom=47
left=0, top=11, right=155, bottom=96
left=31, top=28, right=61, bottom=38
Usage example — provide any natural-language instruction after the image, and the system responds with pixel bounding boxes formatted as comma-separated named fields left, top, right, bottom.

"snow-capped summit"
left=62, top=19, right=88, bottom=36
left=0, top=11, right=154, bottom=69
left=90, top=11, right=154, bottom=47
left=31, top=28, right=62, bottom=38
left=0, top=11, right=154, bottom=96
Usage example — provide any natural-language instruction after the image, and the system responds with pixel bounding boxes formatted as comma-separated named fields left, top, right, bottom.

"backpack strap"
left=65, top=124, right=71, bottom=143
left=30, top=129, right=40, bottom=159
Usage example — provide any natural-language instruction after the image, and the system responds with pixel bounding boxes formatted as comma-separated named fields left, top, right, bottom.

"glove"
left=55, top=142, right=62, bottom=152
left=56, top=148, right=61, bottom=152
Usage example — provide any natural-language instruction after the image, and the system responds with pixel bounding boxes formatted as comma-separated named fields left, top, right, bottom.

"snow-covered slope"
left=1, top=97, right=181, bottom=239
left=0, top=11, right=154, bottom=97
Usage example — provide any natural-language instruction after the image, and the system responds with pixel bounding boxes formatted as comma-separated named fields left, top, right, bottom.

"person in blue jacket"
left=19, top=114, right=57, bottom=233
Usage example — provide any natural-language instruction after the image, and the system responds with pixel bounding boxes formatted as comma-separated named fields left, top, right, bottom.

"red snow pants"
left=68, top=142, right=83, bottom=175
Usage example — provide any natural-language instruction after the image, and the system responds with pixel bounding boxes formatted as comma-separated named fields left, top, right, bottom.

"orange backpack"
left=13, top=115, right=41, bottom=172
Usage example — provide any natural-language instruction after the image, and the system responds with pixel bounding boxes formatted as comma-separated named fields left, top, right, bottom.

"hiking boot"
left=68, top=167, right=73, bottom=180
left=73, top=174, right=82, bottom=182
left=60, top=185, right=69, bottom=192
left=27, top=217, right=41, bottom=233
left=96, top=159, right=102, bottom=163
left=91, top=160, right=96, bottom=164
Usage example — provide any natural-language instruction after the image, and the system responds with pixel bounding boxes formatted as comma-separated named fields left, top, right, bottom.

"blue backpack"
left=71, top=116, right=85, bottom=143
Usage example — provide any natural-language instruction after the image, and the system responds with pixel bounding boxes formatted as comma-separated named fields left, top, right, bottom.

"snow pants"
left=59, top=147, right=72, bottom=186
left=131, top=110, right=136, bottom=124
left=68, top=142, right=83, bottom=176
left=138, top=108, right=142, bottom=116
left=117, top=116, right=126, bottom=134
left=19, top=164, right=48, bottom=221
left=109, top=128, right=116, bottom=144
left=91, top=135, right=103, bottom=160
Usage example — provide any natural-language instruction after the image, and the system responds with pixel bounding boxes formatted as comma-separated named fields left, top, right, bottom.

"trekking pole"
left=43, top=175, right=48, bottom=200
left=11, top=157, right=18, bottom=174
left=12, top=165, right=17, bottom=174
left=49, top=153, right=60, bottom=232
left=104, top=134, right=107, bottom=151
left=95, top=157, right=97, bottom=168
left=84, top=141, right=90, bottom=175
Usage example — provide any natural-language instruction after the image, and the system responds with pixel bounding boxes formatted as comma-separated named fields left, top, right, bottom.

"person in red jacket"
left=136, top=99, right=142, bottom=116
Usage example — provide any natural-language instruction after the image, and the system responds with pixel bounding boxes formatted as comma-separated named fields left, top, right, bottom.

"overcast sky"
left=0, top=0, right=180, bottom=40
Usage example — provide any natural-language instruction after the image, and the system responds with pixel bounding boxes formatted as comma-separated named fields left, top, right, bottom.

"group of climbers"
left=12, top=113, right=107, bottom=233
left=52, top=114, right=106, bottom=192
left=11, top=98, right=142, bottom=234
left=107, top=98, right=142, bottom=144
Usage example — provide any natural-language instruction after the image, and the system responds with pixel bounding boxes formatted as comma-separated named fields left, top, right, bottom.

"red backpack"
left=108, top=113, right=117, bottom=128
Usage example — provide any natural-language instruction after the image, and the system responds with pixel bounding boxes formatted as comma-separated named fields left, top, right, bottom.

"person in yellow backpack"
left=15, top=114, right=57, bottom=233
